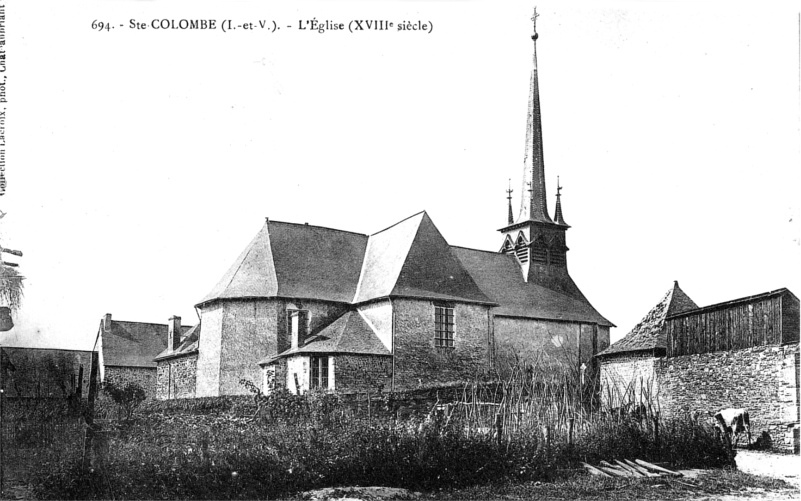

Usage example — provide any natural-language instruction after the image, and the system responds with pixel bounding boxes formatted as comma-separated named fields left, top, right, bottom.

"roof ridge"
left=368, top=210, right=427, bottom=237
left=267, top=219, right=368, bottom=237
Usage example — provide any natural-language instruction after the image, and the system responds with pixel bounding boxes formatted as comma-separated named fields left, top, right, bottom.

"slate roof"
left=258, top=311, right=390, bottom=365
left=354, top=213, right=492, bottom=304
left=198, top=211, right=610, bottom=328
left=596, top=281, right=697, bottom=357
left=101, top=320, right=193, bottom=368
left=451, top=247, right=614, bottom=327
left=200, top=222, right=368, bottom=305
left=200, top=212, right=492, bottom=308
left=154, top=323, right=201, bottom=361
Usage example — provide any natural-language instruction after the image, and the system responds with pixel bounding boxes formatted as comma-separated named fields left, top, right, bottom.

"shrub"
left=102, top=382, right=146, bottom=420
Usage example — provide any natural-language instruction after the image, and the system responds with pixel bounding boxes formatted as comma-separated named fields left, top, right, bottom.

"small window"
left=310, top=356, right=329, bottom=389
left=434, top=305, right=454, bottom=348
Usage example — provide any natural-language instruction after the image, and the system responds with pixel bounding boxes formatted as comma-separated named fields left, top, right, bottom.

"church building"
left=155, top=19, right=613, bottom=398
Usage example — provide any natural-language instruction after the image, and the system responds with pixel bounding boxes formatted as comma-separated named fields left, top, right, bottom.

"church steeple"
left=498, top=10, right=574, bottom=289
left=518, top=8, right=553, bottom=225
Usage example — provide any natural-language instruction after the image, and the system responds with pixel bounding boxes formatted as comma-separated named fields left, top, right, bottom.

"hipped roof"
left=198, top=211, right=611, bottom=328
left=258, top=311, right=390, bottom=365
left=200, top=212, right=491, bottom=308
left=597, top=281, right=697, bottom=357
left=101, top=320, right=193, bottom=368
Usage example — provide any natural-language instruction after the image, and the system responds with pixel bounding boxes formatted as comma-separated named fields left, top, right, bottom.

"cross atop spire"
left=517, top=7, right=553, bottom=225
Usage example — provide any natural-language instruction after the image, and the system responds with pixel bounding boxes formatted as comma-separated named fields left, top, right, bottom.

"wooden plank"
left=635, top=459, right=682, bottom=477
left=596, top=465, right=632, bottom=478
left=582, top=462, right=612, bottom=478
left=614, top=460, right=645, bottom=477
left=623, top=459, right=659, bottom=477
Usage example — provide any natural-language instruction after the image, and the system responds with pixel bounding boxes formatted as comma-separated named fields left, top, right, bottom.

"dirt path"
left=735, top=450, right=800, bottom=489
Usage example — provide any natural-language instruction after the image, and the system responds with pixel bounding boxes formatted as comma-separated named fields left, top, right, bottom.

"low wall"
left=599, top=343, right=799, bottom=453
left=655, top=343, right=799, bottom=452
left=599, top=352, right=659, bottom=406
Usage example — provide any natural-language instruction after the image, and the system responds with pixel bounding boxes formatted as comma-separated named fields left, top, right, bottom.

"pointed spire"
left=506, top=179, right=514, bottom=225
left=554, top=176, right=568, bottom=226
left=517, top=8, right=553, bottom=224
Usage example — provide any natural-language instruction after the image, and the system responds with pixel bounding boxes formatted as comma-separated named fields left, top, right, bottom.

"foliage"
left=102, top=382, right=146, bottom=420
left=29, top=366, right=735, bottom=499
left=0, top=265, right=23, bottom=310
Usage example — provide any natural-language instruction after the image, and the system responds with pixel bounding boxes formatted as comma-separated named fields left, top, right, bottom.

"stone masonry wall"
left=156, top=354, right=198, bottom=400
left=599, top=352, right=659, bottom=406
left=219, top=299, right=279, bottom=395
left=104, top=366, right=157, bottom=398
left=195, top=303, right=223, bottom=397
left=494, top=318, right=601, bottom=375
left=655, top=343, right=799, bottom=452
left=392, top=299, right=491, bottom=390
left=335, top=355, right=392, bottom=393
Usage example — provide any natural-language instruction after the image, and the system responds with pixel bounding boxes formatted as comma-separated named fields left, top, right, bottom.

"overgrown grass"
left=30, top=364, right=736, bottom=499
left=425, top=469, right=795, bottom=500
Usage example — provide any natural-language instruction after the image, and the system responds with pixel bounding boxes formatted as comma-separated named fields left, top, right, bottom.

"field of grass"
left=27, top=373, right=740, bottom=500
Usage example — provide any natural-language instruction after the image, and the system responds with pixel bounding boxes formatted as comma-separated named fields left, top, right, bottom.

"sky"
left=2, top=1, right=799, bottom=351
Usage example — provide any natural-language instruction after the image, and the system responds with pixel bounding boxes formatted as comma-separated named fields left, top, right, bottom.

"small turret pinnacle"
left=506, top=179, right=514, bottom=225
left=554, top=176, right=568, bottom=226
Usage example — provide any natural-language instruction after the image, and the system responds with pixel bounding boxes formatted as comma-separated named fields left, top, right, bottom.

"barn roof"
left=665, top=287, right=798, bottom=319
left=451, top=247, right=614, bottom=327
left=597, top=281, right=697, bottom=358
left=258, top=311, right=390, bottom=364
left=101, top=319, right=193, bottom=368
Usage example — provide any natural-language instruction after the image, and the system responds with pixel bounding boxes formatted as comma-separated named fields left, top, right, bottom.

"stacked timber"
left=581, top=459, right=682, bottom=478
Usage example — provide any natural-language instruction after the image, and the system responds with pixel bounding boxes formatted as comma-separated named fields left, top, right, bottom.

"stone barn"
left=600, top=285, right=800, bottom=453
left=154, top=21, right=614, bottom=399
left=597, top=281, right=697, bottom=404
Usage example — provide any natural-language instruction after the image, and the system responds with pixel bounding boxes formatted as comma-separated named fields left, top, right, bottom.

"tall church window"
left=310, top=356, right=329, bottom=389
left=434, top=304, right=454, bottom=348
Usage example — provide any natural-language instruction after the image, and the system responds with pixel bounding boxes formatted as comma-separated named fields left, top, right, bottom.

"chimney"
left=168, top=316, right=182, bottom=351
left=103, top=313, right=112, bottom=331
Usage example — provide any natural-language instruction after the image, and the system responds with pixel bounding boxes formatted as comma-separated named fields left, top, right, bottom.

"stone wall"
left=104, top=366, right=157, bottom=397
left=335, top=355, right=392, bottom=392
left=219, top=299, right=279, bottom=395
left=494, top=318, right=604, bottom=375
left=393, top=299, right=491, bottom=390
left=156, top=354, right=198, bottom=400
left=599, top=352, right=659, bottom=406
left=195, top=303, right=223, bottom=397
left=655, top=343, right=799, bottom=452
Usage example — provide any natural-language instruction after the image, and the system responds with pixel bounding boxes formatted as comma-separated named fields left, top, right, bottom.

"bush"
left=102, top=382, right=146, bottom=420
